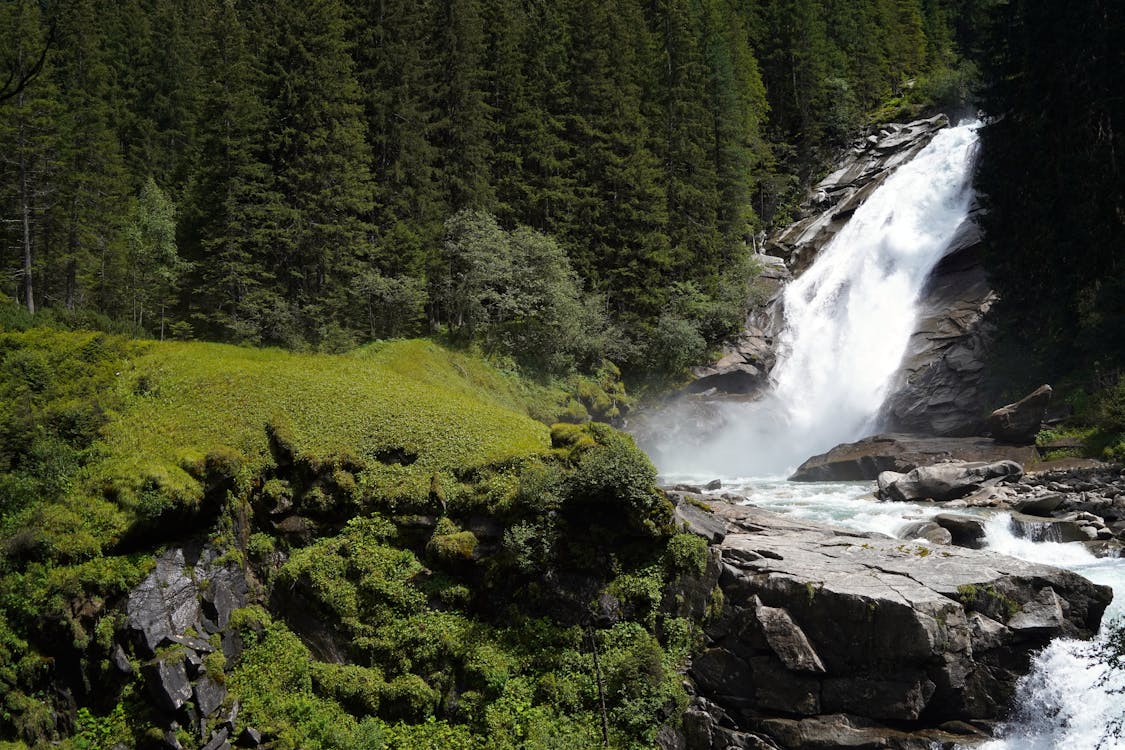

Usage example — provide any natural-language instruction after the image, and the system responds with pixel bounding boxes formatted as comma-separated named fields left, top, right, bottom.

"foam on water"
left=974, top=517, right=1125, bottom=750
left=649, top=122, right=981, bottom=478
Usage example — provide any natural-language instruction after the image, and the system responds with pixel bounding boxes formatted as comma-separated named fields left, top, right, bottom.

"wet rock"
left=1007, top=512, right=1088, bottom=543
left=766, top=115, right=950, bottom=274
left=690, top=502, right=1112, bottom=747
left=932, top=514, right=987, bottom=549
left=880, top=235, right=997, bottom=438
left=879, top=460, right=1023, bottom=502
left=705, top=479, right=723, bottom=491
left=790, top=434, right=1038, bottom=482
left=988, top=385, right=1053, bottom=444
left=899, top=520, right=953, bottom=545
left=1009, top=492, right=1065, bottom=516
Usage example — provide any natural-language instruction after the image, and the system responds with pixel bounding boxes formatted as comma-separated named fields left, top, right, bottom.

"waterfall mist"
left=643, top=121, right=982, bottom=478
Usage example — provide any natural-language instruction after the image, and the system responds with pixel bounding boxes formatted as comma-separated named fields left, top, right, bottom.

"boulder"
left=1009, top=492, right=1066, bottom=516
left=899, top=520, right=953, bottom=545
left=1006, top=512, right=1089, bottom=543
left=880, top=234, right=997, bottom=437
left=790, top=434, right=1039, bottom=482
left=142, top=659, right=193, bottom=713
left=194, top=675, right=227, bottom=718
left=932, top=514, right=988, bottom=549
left=879, top=460, right=1023, bottom=502
left=673, top=497, right=728, bottom=544
left=690, top=502, right=1111, bottom=748
left=988, top=385, right=1052, bottom=444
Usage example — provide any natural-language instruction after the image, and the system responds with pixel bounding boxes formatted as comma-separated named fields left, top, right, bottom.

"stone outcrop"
left=668, top=497, right=1112, bottom=750
left=123, top=545, right=256, bottom=746
left=877, top=460, right=1023, bottom=502
left=988, top=385, right=1053, bottom=444
left=682, top=116, right=950, bottom=400
left=790, top=433, right=1039, bottom=482
left=900, top=464, right=1125, bottom=556
left=687, top=256, right=791, bottom=398
left=879, top=233, right=998, bottom=437
left=764, top=115, right=950, bottom=274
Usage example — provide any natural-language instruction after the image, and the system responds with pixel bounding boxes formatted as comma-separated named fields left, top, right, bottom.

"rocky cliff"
left=677, top=114, right=998, bottom=440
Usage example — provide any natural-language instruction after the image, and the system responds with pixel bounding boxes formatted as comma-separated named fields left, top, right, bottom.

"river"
left=644, top=119, right=1125, bottom=748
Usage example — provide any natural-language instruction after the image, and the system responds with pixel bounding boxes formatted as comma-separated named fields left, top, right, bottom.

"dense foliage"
left=973, top=0, right=1124, bottom=384
left=0, top=326, right=706, bottom=748
left=0, top=0, right=971, bottom=374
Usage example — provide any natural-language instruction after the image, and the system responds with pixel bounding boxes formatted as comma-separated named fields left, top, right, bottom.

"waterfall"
left=652, top=121, right=981, bottom=477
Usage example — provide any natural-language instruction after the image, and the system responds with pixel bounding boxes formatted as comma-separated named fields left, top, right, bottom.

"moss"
left=428, top=530, right=480, bottom=565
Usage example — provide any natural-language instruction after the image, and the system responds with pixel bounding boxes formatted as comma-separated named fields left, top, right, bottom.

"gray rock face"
left=143, top=659, right=193, bottom=712
left=685, top=502, right=1111, bottom=749
left=765, top=115, right=950, bottom=274
left=932, top=514, right=988, bottom=549
left=879, top=460, right=1023, bottom=502
left=880, top=236, right=998, bottom=437
left=126, top=545, right=248, bottom=723
left=791, top=434, right=1039, bottom=482
left=684, top=117, right=948, bottom=400
left=988, top=385, right=1053, bottom=444
left=127, top=546, right=249, bottom=657
left=688, top=256, right=791, bottom=398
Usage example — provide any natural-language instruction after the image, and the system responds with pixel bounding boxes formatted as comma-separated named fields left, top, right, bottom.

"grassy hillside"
left=0, top=328, right=701, bottom=750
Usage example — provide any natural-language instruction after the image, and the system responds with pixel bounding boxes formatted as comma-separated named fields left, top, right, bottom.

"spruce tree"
left=183, top=0, right=285, bottom=343
left=255, top=0, right=375, bottom=343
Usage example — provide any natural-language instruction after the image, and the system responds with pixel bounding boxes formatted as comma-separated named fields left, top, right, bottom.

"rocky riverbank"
left=660, top=492, right=1114, bottom=750
left=881, top=461, right=1125, bottom=557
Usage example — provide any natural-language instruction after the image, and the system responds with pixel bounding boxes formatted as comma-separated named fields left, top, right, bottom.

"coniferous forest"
left=0, top=0, right=979, bottom=376
left=2, top=2, right=1125, bottom=749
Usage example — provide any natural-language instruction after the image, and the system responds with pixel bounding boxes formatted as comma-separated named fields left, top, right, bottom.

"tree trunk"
left=18, top=93, right=35, bottom=315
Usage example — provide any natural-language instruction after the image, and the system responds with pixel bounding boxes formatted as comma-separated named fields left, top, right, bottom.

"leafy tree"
left=123, top=177, right=186, bottom=337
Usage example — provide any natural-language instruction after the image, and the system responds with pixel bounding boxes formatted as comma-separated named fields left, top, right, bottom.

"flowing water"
left=648, top=122, right=982, bottom=477
left=646, top=119, right=1125, bottom=748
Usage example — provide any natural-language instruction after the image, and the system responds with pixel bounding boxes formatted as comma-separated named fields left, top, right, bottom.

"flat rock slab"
left=790, top=433, right=1040, bottom=482
left=691, top=502, right=1111, bottom=748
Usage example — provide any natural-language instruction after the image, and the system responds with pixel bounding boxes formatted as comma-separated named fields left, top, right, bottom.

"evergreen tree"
left=350, top=0, right=444, bottom=280
left=254, top=0, right=375, bottom=343
left=183, top=0, right=285, bottom=343
left=566, top=0, right=670, bottom=321
left=434, top=0, right=495, bottom=212
left=0, top=0, right=62, bottom=314
left=48, top=0, right=130, bottom=314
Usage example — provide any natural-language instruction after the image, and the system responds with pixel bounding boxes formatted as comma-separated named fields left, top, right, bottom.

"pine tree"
left=183, top=0, right=285, bottom=343
left=350, top=0, right=444, bottom=280
left=0, top=0, right=62, bottom=314
left=565, top=0, right=670, bottom=321
left=434, top=0, right=495, bottom=211
left=255, top=0, right=375, bottom=343
left=49, top=0, right=131, bottom=315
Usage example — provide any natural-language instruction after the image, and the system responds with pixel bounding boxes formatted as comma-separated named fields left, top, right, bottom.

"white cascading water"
left=975, top=515, right=1125, bottom=750
left=651, top=119, right=1125, bottom=748
left=655, top=121, right=981, bottom=477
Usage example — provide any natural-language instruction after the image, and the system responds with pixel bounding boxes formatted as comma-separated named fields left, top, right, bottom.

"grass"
left=92, top=339, right=555, bottom=515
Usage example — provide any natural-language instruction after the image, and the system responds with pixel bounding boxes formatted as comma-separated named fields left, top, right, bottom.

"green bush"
left=666, top=534, right=708, bottom=577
